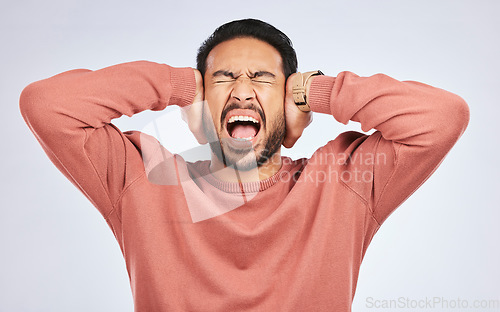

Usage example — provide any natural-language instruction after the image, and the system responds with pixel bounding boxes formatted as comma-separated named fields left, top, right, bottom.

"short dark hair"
left=196, top=18, right=298, bottom=80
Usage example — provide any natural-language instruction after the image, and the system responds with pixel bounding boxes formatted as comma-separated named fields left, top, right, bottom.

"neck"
left=209, top=152, right=283, bottom=183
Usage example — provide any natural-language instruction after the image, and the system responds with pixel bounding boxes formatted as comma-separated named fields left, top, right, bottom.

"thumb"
left=193, top=69, right=204, bottom=105
left=282, top=132, right=300, bottom=149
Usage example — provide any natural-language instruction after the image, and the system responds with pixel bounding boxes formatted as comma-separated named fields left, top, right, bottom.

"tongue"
left=231, top=124, right=257, bottom=139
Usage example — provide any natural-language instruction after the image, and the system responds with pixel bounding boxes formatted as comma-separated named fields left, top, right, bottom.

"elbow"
left=428, top=92, right=470, bottom=149
left=19, top=82, right=40, bottom=121
left=19, top=80, right=57, bottom=133
left=444, top=93, right=470, bottom=140
left=19, top=82, right=42, bottom=121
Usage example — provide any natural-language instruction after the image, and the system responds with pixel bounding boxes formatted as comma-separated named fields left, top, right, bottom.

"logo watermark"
left=139, top=104, right=391, bottom=222
left=365, top=296, right=500, bottom=310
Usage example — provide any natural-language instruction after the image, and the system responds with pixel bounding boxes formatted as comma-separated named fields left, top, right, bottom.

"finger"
left=180, top=105, right=190, bottom=123
left=282, top=127, right=302, bottom=148
left=282, top=136, right=298, bottom=149
left=187, top=101, right=208, bottom=144
left=194, top=129, right=208, bottom=145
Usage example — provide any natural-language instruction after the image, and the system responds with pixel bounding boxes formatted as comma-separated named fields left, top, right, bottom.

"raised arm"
left=19, top=61, right=196, bottom=222
left=306, top=72, right=470, bottom=224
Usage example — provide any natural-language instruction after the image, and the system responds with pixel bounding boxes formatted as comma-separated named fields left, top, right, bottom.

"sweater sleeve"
left=308, top=72, right=470, bottom=225
left=19, top=61, right=196, bottom=222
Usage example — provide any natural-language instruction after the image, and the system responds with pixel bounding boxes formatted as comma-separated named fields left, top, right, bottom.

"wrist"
left=169, top=67, right=197, bottom=108
left=307, top=75, right=335, bottom=115
left=292, top=70, right=323, bottom=112
left=305, top=76, right=315, bottom=103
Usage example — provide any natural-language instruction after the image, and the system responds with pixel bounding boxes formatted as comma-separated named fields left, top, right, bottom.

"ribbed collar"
left=192, top=158, right=295, bottom=194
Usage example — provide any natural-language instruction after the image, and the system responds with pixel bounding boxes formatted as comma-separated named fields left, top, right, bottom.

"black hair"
left=196, top=18, right=298, bottom=80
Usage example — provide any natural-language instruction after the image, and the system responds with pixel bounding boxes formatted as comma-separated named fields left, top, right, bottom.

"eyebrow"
left=252, top=71, right=276, bottom=79
left=212, top=70, right=236, bottom=79
left=212, top=70, right=276, bottom=79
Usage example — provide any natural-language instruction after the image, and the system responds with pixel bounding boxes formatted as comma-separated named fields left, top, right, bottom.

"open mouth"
left=226, top=115, right=261, bottom=141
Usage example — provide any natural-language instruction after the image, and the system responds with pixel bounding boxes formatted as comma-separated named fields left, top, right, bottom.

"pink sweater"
left=19, top=61, right=469, bottom=311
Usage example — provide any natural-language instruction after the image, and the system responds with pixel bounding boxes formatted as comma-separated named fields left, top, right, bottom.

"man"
left=19, top=18, right=469, bottom=311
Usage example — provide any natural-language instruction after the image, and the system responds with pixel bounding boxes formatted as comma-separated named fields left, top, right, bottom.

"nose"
left=231, top=77, right=255, bottom=102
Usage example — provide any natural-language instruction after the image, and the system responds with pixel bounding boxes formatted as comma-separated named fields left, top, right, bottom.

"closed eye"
left=214, top=79, right=272, bottom=84
left=252, top=79, right=273, bottom=84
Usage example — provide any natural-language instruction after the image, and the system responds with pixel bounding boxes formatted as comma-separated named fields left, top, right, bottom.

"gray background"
left=1, top=0, right=498, bottom=311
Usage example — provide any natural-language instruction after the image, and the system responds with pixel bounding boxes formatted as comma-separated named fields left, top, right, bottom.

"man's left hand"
left=282, top=73, right=314, bottom=148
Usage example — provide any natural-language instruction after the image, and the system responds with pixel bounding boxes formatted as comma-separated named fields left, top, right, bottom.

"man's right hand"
left=181, top=69, right=208, bottom=144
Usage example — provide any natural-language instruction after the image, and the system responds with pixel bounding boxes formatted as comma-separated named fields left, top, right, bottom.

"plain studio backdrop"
left=1, top=0, right=498, bottom=311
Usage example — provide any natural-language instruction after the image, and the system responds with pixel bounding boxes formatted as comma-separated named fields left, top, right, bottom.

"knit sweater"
left=19, top=61, right=469, bottom=311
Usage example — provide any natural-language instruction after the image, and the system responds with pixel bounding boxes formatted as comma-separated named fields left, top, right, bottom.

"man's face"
left=203, top=37, right=286, bottom=171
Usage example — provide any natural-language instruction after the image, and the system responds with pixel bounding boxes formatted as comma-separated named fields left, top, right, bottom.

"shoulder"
left=300, top=130, right=386, bottom=172
left=311, top=130, right=376, bottom=158
left=123, top=130, right=183, bottom=185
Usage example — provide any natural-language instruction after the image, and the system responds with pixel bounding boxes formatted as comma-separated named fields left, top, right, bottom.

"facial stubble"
left=203, top=109, right=285, bottom=171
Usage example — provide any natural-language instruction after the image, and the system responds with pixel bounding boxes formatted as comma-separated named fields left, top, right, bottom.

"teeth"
left=228, top=115, right=259, bottom=124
